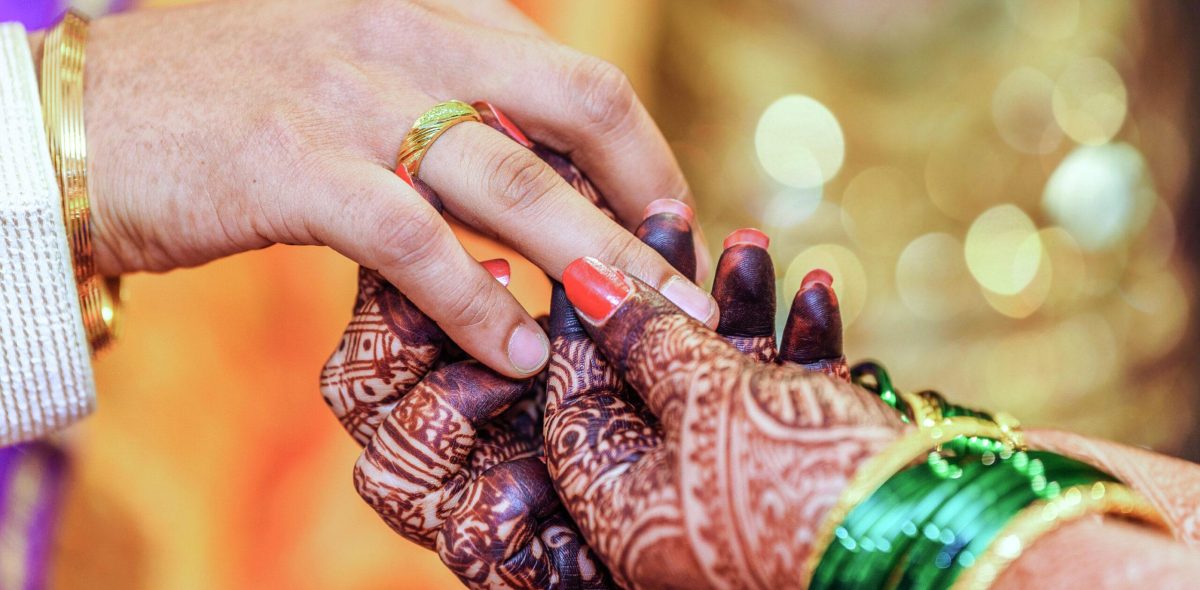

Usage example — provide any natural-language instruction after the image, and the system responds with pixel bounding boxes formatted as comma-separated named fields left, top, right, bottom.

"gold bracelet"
left=804, top=415, right=1023, bottom=580
left=41, top=10, right=121, bottom=353
left=950, top=482, right=1169, bottom=590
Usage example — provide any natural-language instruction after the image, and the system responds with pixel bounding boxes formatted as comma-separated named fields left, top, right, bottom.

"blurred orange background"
left=42, top=0, right=1200, bottom=588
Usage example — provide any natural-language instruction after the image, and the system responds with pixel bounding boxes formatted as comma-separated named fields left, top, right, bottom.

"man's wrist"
left=27, top=31, right=43, bottom=72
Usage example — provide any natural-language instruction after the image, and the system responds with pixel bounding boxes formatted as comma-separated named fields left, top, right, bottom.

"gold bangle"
left=805, top=415, right=1023, bottom=580
left=395, top=100, right=481, bottom=177
left=41, top=10, right=121, bottom=353
left=951, top=482, right=1169, bottom=590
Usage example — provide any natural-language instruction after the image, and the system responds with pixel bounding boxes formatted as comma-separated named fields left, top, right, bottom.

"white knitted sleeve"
left=0, top=22, right=96, bottom=446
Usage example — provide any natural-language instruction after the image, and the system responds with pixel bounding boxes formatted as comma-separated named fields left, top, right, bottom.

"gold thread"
left=396, top=100, right=481, bottom=177
left=41, top=10, right=120, bottom=353
left=950, top=482, right=1169, bottom=590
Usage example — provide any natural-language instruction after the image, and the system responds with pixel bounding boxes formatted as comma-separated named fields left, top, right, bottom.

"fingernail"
left=661, top=276, right=717, bottom=325
left=396, top=164, right=415, bottom=188
left=801, top=268, right=838, bottom=305
left=723, top=228, right=770, bottom=250
left=481, top=258, right=511, bottom=287
left=480, top=101, right=533, bottom=148
left=563, top=257, right=632, bottom=323
left=507, top=323, right=549, bottom=374
left=642, top=199, right=694, bottom=223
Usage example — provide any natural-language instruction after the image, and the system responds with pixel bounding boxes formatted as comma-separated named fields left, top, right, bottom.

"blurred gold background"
left=45, top=0, right=1198, bottom=588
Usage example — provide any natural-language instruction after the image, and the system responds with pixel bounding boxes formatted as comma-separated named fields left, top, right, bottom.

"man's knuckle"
left=441, top=285, right=495, bottom=330
left=570, top=56, right=638, bottom=131
left=372, top=206, right=445, bottom=271
left=485, top=147, right=559, bottom=218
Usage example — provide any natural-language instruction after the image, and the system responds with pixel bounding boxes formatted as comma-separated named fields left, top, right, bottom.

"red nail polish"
left=563, top=257, right=631, bottom=322
left=723, top=228, right=770, bottom=250
left=642, top=198, right=694, bottom=223
left=396, top=164, right=415, bottom=188
left=482, top=258, right=511, bottom=287
left=481, top=101, right=533, bottom=148
left=801, top=268, right=837, bottom=305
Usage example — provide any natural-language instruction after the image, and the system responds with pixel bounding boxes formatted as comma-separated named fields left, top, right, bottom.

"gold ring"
left=396, top=100, right=482, bottom=178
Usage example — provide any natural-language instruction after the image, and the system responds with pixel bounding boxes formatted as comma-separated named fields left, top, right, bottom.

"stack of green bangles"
left=807, top=361, right=1167, bottom=590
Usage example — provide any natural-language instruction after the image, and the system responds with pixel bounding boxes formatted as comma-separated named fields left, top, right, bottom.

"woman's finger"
left=354, top=360, right=532, bottom=548
left=779, top=269, right=849, bottom=381
left=319, top=267, right=446, bottom=445
left=634, top=199, right=697, bottom=281
left=314, top=162, right=550, bottom=378
left=543, top=284, right=681, bottom=589
left=560, top=257, right=743, bottom=434
left=437, top=456, right=612, bottom=589
left=711, top=229, right=778, bottom=363
left=418, top=122, right=719, bottom=328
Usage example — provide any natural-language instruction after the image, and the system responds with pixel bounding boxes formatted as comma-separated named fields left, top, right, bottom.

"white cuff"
left=0, top=22, right=96, bottom=446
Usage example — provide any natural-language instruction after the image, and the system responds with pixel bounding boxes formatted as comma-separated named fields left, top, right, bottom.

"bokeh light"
left=783, top=244, right=867, bottom=326
left=755, top=95, right=845, bottom=188
left=759, top=185, right=824, bottom=229
left=1051, top=57, right=1128, bottom=145
left=1042, top=143, right=1153, bottom=251
left=992, top=67, right=1062, bottom=155
left=1005, top=0, right=1080, bottom=40
left=841, top=166, right=928, bottom=255
left=964, top=204, right=1043, bottom=296
left=896, top=233, right=977, bottom=321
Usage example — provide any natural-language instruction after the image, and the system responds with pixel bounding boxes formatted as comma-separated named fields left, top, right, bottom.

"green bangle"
left=812, top=449, right=1118, bottom=590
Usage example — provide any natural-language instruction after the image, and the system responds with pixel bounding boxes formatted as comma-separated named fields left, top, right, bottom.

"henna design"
left=319, top=267, right=444, bottom=445
left=321, top=105, right=618, bottom=588
left=547, top=255, right=908, bottom=589
left=778, top=272, right=849, bottom=381
left=712, top=242, right=778, bottom=363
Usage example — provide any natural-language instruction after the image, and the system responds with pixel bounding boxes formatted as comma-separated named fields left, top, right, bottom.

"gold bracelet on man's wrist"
left=41, top=10, right=121, bottom=353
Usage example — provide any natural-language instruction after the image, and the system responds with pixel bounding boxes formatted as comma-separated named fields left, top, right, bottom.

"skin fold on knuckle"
left=439, top=280, right=502, bottom=333
left=367, top=204, right=447, bottom=275
left=568, top=55, right=639, bottom=136
left=482, top=144, right=562, bottom=221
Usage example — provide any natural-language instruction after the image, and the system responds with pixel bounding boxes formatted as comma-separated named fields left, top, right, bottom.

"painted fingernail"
left=642, top=199, right=694, bottom=223
left=563, top=257, right=632, bottom=323
left=481, top=258, right=511, bottom=287
left=801, top=268, right=837, bottom=305
left=480, top=101, right=533, bottom=148
left=396, top=164, right=415, bottom=188
left=507, top=323, right=549, bottom=374
left=661, top=276, right=718, bottom=326
left=723, top=228, right=770, bottom=250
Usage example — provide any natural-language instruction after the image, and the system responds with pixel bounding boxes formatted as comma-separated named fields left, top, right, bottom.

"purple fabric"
left=0, top=443, right=67, bottom=590
left=0, top=1, right=67, bottom=30
left=0, top=1, right=133, bottom=30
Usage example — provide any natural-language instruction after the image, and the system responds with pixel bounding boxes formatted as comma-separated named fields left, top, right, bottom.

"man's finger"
left=418, top=123, right=718, bottom=327
left=316, top=163, right=550, bottom=378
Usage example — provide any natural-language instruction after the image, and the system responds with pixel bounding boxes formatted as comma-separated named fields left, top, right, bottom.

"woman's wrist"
left=994, top=518, right=1200, bottom=589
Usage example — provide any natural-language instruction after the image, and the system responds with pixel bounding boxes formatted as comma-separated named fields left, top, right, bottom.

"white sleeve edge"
left=0, top=21, right=97, bottom=446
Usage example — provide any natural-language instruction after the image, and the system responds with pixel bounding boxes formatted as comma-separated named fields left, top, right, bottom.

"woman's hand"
left=543, top=233, right=909, bottom=589
left=75, top=0, right=714, bottom=378
left=319, top=266, right=610, bottom=589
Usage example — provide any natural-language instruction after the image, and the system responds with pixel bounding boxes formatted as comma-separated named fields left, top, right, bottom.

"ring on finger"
left=396, top=99, right=482, bottom=178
